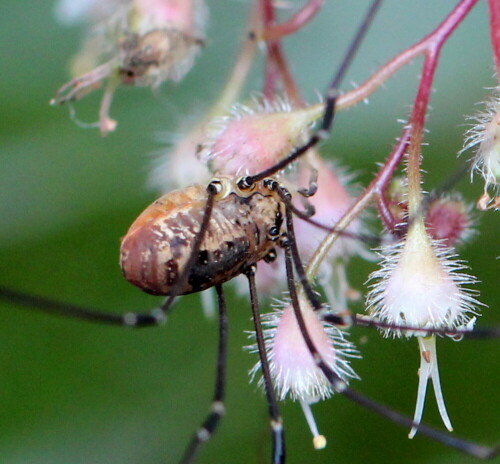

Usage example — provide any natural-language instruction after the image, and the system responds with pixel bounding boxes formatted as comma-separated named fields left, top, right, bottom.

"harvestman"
left=0, top=1, right=498, bottom=463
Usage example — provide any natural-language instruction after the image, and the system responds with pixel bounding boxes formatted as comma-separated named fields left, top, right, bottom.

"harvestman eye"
left=267, top=226, right=280, bottom=239
left=236, top=176, right=254, bottom=190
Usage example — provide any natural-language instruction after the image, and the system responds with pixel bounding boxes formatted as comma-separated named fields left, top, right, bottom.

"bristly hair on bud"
left=366, top=220, right=481, bottom=438
left=247, top=297, right=358, bottom=448
left=199, top=95, right=324, bottom=176
left=366, top=220, right=479, bottom=336
left=461, top=87, right=500, bottom=209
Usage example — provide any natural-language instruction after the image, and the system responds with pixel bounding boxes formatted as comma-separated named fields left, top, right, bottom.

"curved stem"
left=260, top=0, right=302, bottom=105
left=306, top=129, right=410, bottom=280
left=257, top=0, right=325, bottom=42
left=336, top=0, right=480, bottom=111
left=487, top=0, right=500, bottom=78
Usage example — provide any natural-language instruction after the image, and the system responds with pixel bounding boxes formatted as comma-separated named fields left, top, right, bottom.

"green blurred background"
left=0, top=1, right=498, bottom=463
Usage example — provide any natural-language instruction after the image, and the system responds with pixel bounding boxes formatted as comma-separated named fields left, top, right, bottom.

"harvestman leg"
left=280, top=241, right=500, bottom=459
left=0, top=186, right=218, bottom=328
left=179, top=284, right=228, bottom=464
left=343, top=315, right=500, bottom=339
left=246, top=266, right=285, bottom=464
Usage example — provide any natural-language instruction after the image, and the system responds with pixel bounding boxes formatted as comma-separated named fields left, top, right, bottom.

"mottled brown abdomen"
left=120, top=182, right=283, bottom=296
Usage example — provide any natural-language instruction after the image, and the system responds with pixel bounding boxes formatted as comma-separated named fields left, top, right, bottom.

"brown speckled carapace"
left=120, top=176, right=283, bottom=296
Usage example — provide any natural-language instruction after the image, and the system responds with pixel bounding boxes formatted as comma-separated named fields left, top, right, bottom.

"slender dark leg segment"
left=246, top=267, right=285, bottom=464
left=297, top=168, right=318, bottom=198
left=277, top=189, right=322, bottom=312
left=0, top=186, right=217, bottom=328
left=282, top=244, right=499, bottom=459
left=179, top=284, right=228, bottom=464
left=333, top=314, right=500, bottom=340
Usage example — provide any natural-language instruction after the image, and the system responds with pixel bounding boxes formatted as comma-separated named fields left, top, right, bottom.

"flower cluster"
left=49, top=0, right=497, bottom=457
left=149, top=87, right=483, bottom=445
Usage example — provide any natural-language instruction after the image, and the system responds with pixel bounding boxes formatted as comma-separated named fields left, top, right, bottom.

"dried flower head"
left=248, top=297, right=358, bottom=448
left=462, top=88, right=500, bottom=209
left=366, top=220, right=480, bottom=437
left=53, top=0, right=207, bottom=134
left=200, top=96, right=323, bottom=176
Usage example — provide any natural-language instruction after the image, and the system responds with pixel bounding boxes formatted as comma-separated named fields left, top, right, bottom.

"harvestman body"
left=120, top=176, right=284, bottom=296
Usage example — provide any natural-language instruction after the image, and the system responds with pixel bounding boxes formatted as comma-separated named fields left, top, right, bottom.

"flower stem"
left=257, top=0, right=325, bottom=42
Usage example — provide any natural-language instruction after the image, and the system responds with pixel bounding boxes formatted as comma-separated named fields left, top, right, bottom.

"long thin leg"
left=322, top=314, right=500, bottom=339
left=246, top=266, right=285, bottom=464
left=179, top=284, right=228, bottom=464
left=0, top=186, right=217, bottom=328
left=282, top=244, right=499, bottom=459
left=277, top=189, right=322, bottom=312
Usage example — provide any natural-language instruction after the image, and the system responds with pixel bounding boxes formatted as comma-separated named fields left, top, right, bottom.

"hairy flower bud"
left=248, top=298, right=358, bottom=448
left=366, top=220, right=480, bottom=437
left=462, top=89, right=500, bottom=209
left=424, top=194, right=473, bottom=247
left=294, top=156, right=365, bottom=261
left=200, top=97, right=323, bottom=175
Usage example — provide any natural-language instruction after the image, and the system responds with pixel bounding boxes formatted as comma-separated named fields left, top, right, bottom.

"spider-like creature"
left=0, top=1, right=499, bottom=464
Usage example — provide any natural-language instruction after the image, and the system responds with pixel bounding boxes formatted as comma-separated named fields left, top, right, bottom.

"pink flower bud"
left=366, top=220, right=480, bottom=436
left=424, top=195, right=473, bottom=247
left=248, top=298, right=358, bottom=447
left=201, top=97, right=323, bottom=175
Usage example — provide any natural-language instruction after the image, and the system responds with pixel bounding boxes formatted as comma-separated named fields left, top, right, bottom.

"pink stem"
left=260, top=0, right=325, bottom=41
left=306, top=130, right=411, bottom=279
left=406, top=0, right=478, bottom=216
left=377, top=194, right=400, bottom=232
left=372, top=129, right=411, bottom=195
left=487, top=0, right=500, bottom=79
left=337, top=0, right=480, bottom=111
left=260, top=0, right=302, bottom=105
